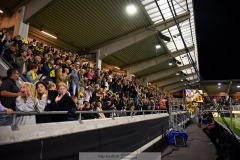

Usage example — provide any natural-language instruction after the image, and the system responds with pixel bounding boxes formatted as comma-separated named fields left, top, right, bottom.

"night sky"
left=193, top=0, right=239, bottom=80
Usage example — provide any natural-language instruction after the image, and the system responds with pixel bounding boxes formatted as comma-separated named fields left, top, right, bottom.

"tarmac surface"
left=150, top=122, right=223, bottom=160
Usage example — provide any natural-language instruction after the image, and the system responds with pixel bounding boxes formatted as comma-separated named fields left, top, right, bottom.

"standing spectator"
left=15, top=82, right=38, bottom=125
left=15, top=49, right=31, bottom=78
left=56, top=67, right=70, bottom=87
left=26, top=64, right=46, bottom=84
left=42, top=58, right=56, bottom=83
left=202, top=112, right=217, bottom=145
left=1, top=35, right=11, bottom=56
left=0, top=75, right=14, bottom=126
left=52, top=82, right=77, bottom=122
left=96, top=101, right=105, bottom=119
left=3, top=44, right=18, bottom=66
left=87, top=68, right=94, bottom=85
left=33, top=55, right=43, bottom=74
left=78, top=87, right=85, bottom=105
left=84, top=86, right=92, bottom=103
left=35, top=81, right=58, bottom=123
left=197, top=108, right=202, bottom=128
left=92, top=84, right=101, bottom=102
left=0, top=68, right=23, bottom=111
left=70, top=61, right=81, bottom=96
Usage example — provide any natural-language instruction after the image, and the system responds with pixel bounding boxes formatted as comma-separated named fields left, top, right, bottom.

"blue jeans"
left=0, top=115, right=13, bottom=126
left=70, top=82, right=80, bottom=96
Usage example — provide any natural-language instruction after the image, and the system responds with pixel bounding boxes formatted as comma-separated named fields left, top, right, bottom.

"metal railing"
left=169, top=104, right=189, bottom=132
left=0, top=109, right=168, bottom=131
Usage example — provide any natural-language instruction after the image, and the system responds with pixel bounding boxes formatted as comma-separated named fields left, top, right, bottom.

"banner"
left=185, top=89, right=203, bottom=103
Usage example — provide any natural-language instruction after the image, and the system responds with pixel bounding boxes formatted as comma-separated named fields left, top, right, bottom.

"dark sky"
left=193, top=1, right=239, bottom=80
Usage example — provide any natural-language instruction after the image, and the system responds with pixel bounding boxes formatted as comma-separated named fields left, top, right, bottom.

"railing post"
left=79, top=113, right=83, bottom=124
left=111, top=111, right=115, bottom=120
left=11, top=114, right=19, bottom=131
left=130, top=111, right=133, bottom=118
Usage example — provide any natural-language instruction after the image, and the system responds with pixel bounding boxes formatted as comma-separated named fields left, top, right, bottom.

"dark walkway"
left=151, top=122, right=222, bottom=160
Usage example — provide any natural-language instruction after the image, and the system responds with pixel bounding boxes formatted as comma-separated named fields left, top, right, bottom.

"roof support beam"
left=226, top=81, right=232, bottom=96
left=156, top=73, right=197, bottom=88
left=163, top=79, right=199, bottom=91
left=169, top=86, right=188, bottom=94
left=169, top=79, right=199, bottom=93
left=125, top=46, right=194, bottom=74
left=95, top=12, right=190, bottom=59
left=23, top=0, right=54, bottom=23
left=146, top=64, right=192, bottom=82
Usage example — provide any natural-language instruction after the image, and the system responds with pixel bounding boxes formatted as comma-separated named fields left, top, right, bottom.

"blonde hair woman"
left=15, top=82, right=47, bottom=125
left=52, top=82, right=77, bottom=122
left=96, top=101, right=105, bottom=119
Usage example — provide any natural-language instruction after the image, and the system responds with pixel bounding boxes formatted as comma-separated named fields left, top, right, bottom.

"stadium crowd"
left=0, top=34, right=170, bottom=126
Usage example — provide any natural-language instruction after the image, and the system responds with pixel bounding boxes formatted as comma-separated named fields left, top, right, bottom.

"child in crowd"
left=47, top=81, right=57, bottom=90
left=78, top=87, right=85, bottom=105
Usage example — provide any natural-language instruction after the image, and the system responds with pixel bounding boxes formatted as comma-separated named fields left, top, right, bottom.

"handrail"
left=0, top=55, right=28, bottom=82
left=0, top=110, right=168, bottom=115
left=0, top=109, right=169, bottom=131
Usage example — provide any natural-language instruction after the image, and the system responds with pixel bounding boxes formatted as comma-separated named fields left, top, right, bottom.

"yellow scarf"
left=48, top=63, right=55, bottom=77
left=30, top=70, right=39, bottom=84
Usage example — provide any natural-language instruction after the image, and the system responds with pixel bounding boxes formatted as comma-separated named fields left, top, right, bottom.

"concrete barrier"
left=0, top=114, right=169, bottom=160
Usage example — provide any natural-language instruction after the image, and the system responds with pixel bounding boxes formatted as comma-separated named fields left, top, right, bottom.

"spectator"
left=82, top=101, right=96, bottom=120
left=96, top=101, right=105, bottom=119
left=202, top=112, right=217, bottom=145
left=42, top=58, right=56, bottom=83
left=3, top=44, right=18, bottom=66
left=52, top=82, right=77, bottom=122
left=70, top=61, right=81, bottom=96
left=47, top=81, right=57, bottom=90
left=84, top=86, right=92, bottom=103
left=15, top=82, right=45, bottom=125
left=0, top=104, right=13, bottom=115
left=35, top=81, right=57, bottom=123
left=0, top=75, right=14, bottom=126
left=78, top=87, right=85, bottom=105
left=56, top=67, right=70, bottom=86
left=1, top=35, right=11, bottom=56
left=15, top=49, right=31, bottom=78
left=0, top=68, right=23, bottom=111
left=26, top=64, right=45, bottom=84
left=92, top=84, right=101, bottom=102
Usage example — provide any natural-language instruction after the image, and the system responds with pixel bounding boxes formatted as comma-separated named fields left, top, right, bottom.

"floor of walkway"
left=151, top=122, right=224, bottom=160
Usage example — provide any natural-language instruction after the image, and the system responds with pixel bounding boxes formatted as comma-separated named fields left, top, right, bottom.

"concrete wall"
left=0, top=114, right=169, bottom=160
